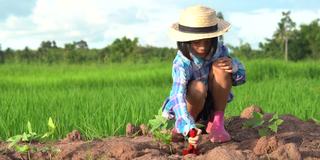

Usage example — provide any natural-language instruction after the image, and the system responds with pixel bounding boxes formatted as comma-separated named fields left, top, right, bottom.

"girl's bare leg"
left=207, top=64, right=232, bottom=142
left=209, top=64, right=232, bottom=112
left=186, top=80, right=207, bottom=120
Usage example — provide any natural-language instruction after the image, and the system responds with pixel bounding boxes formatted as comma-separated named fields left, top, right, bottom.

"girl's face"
left=190, top=38, right=212, bottom=58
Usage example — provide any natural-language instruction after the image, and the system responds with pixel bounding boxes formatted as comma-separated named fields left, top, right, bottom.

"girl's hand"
left=213, top=57, right=233, bottom=73
left=188, top=128, right=202, bottom=148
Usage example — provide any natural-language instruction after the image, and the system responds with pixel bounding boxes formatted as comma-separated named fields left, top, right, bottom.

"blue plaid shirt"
left=162, top=42, right=246, bottom=136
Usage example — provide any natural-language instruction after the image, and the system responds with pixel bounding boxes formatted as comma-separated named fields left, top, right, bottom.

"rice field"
left=0, top=59, right=319, bottom=140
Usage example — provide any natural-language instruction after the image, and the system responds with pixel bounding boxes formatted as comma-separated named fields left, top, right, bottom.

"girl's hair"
left=177, top=37, right=218, bottom=61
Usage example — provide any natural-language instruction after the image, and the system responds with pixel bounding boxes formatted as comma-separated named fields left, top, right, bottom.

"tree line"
left=230, top=11, right=320, bottom=61
left=0, top=37, right=176, bottom=64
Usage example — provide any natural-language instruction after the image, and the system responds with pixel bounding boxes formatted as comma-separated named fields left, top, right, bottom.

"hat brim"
left=169, top=19, right=231, bottom=42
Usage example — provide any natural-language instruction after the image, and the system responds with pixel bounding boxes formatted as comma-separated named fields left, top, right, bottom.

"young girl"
left=162, top=5, right=246, bottom=147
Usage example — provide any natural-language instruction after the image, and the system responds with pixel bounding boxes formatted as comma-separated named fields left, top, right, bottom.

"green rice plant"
left=0, top=60, right=319, bottom=140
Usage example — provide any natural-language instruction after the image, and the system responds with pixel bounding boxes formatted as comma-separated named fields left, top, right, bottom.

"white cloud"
left=0, top=0, right=180, bottom=49
left=226, top=9, right=320, bottom=48
left=1, top=1, right=320, bottom=50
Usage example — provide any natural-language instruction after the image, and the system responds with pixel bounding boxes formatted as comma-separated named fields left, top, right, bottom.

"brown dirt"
left=0, top=107, right=319, bottom=160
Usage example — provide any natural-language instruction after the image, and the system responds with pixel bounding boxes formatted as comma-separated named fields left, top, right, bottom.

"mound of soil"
left=1, top=107, right=319, bottom=160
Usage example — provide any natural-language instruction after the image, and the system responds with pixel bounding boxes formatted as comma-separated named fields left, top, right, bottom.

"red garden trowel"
left=182, top=128, right=199, bottom=155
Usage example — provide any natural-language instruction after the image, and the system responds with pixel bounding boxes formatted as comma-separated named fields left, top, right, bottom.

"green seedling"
left=243, top=112, right=283, bottom=137
left=6, top=117, right=56, bottom=153
left=311, top=117, right=320, bottom=124
left=267, top=113, right=284, bottom=133
left=243, top=112, right=265, bottom=128
left=148, top=108, right=174, bottom=145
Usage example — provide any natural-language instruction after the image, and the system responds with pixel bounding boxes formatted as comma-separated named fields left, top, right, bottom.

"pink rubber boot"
left=206, top=115, right=214, bottom=134
left=206, top=111, right=231, bottom=143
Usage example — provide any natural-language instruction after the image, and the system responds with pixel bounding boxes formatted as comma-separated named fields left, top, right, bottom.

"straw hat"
left=169, top=5, right=231, bottom=42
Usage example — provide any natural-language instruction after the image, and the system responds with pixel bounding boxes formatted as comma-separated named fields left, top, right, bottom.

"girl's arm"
left=170, top=64, right=196, bottom=136
left=219, top=44, right=246, bottom=86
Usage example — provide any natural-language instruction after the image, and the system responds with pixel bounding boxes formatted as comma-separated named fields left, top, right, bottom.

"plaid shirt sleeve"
left=231, top=58, right=246, bottom=86
left=219, top=44, right=246, bottom=86
left=170, top=63, right=196, bottom=136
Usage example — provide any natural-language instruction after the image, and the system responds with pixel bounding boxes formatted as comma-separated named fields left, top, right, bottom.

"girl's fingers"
left=220, top=65, right=233, bottom=71
left=188, top=128, right=202, bottom=147
left=217, top=62, right=231, bottom=67
left=189, top=135, right=199, bottom=142
left=188, top=139, right=198, bottom=145
left=196, top=128, right=202, bottom=135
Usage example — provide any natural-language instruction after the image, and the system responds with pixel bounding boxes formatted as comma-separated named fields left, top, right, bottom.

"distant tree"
left=63, top=41, right=94, bottom=63
left=228, top=40, right=255, bottom=59
left=20, top=46, right=34, bottom=63
left=286, top=29, right=311, bottom=61
left=0, top=44, right=4, bottom=63
left=301, top=19, right=320, bottom=59
left=4, top=48, right=14, bottom=62
left=259, top=38, right=282, bottom=59
left=64, top=42, right=77, bottom=63
left=52, top=41, right=58, bottom=48
left=274, top=11, right=296, bottom=61
left=99, top=46, right=109, bottom=63
left=37, top=41, right=63, bottom=63
left=107, top=37, right=139, bottom=62
left=39, top=41, right=53, bottom=50
left=74, top=40, right=89, bottom=50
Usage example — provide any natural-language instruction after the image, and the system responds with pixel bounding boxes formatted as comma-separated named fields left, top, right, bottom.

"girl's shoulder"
left=173, top=51, right=192, bottom=68
left=171, top=51, right=193, bottom=79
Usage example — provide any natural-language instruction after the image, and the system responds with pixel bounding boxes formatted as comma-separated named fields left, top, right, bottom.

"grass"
left=0, top=60, right=319, bottom=140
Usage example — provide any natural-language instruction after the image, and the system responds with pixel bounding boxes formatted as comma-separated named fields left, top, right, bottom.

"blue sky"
left=0, top=0, right=320, bottom=49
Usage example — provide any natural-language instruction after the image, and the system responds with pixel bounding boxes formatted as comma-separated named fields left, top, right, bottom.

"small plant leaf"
left=269, top=119, right=283, bottom=133
left=157, top=107, right=164, bottom=115
left=166, top=120, right=175, bottom=129
left=268, top=113, right=279, bottom=123
left=41, top=132, right=52, bottom=139
left=21, top=132, right=30, bottom=142
left=268, top=123, right=278, bottom=133
left=252, top=119, right=265, bottom=128
left=258, top=128, right=271, bottom=137
left=48, top=117, right=56, bottom=131
left=27, top=121, right=33, bottom=134
left=275, top=119, right=283, bottom=125
left=148, top=119, right=162, bottom=132
left=311, top=117, right=320, bottom=124
left=148, top=109, right=174, bottom=145
left=7, top=135, right=23, bottom=148
left=243, top=112, right=265, bottom=128
left=253, top=112, right=263, bottom=119
left=153, top=130, right=172, bottom=145
left=15, top=145, right=30, bottom=153
left=7, top=135, right=22, bottom=143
